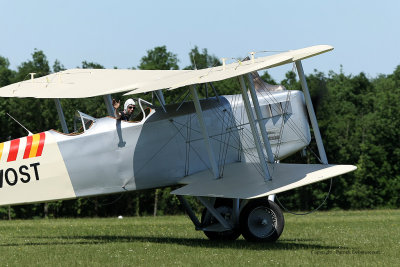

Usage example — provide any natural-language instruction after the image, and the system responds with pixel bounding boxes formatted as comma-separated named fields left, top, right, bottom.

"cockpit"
left=124, top=98, right=153, bottom=122
left=70, top=98, right=154, bottom=135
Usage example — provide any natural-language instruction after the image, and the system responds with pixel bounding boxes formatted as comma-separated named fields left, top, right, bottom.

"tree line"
left=0, top=46, right=399, bottom=219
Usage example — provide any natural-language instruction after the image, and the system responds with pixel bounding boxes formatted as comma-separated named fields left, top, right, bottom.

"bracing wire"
left=255, top=75, right=324, bottom=164
left=172, top=98, right=265, bottom=177
left=250, top=68, right=332, bottom=214
left=275, top=178, right=333, bottom=215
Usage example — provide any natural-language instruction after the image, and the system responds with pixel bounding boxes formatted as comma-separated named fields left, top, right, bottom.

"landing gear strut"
left=201, top=199, right=241, bottom=241
left=178, top=196, right=285, bottom=242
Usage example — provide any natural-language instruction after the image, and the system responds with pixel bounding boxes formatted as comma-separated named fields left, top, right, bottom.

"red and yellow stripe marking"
left=23, top=133, right=46, bottom=159
left=0, top=133, right=46, bottom=163
left=7, top=139, right=20, bottom=162
left=0, top=142, right=4, bottom=161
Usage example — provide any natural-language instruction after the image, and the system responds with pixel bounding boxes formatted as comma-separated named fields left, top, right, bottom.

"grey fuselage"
left=52, top=90, right=310, bottom=198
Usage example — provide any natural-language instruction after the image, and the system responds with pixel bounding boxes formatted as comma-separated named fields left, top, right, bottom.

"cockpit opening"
left=73, top=111, right=96, bottom=133
left=119, top=98, right=154, bottom=123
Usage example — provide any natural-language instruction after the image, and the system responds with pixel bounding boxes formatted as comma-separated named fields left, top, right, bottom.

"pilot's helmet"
left=124, top=99, right=136, bottom=110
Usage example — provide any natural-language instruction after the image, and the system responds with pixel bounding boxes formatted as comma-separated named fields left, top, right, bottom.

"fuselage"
left=0, top=90, right=310, bottom=205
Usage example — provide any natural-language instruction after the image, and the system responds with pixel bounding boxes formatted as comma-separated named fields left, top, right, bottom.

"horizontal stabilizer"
left=172, top=162, right=356, bottom=199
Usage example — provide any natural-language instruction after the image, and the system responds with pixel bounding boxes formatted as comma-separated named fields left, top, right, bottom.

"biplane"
left=0, top=45, right=356, bottom=242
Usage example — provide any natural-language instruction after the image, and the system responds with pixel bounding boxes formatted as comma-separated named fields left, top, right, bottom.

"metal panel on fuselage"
left=54, top=91, right=310, bottom=198
left=224, top=90, right=310, bottom=161
left=54, top=96, right=241, bottom=197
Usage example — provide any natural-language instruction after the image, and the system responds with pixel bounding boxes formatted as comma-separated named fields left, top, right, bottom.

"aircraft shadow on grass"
left=4, top=235, right=349, bottom=251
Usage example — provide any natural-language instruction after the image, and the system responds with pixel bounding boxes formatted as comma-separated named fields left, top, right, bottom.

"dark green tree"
left=0, top=56, right=16, bottom=87
left=53, top=59, right=65, bottom=72
left=0, top=56, right=16, bottom=219
left=138, top=46, right=179, bottom=70
left=185, top=46, right=220, bottom=70
left=13, top=49, right=50, bottom=82
left=0, top=56, right=16, bottom=140
left=260, top=71, right=276, bottom=85
left=81, top=61, right=104, bottom=69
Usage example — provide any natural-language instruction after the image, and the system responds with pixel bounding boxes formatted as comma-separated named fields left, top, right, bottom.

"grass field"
left=0, top=209, right=399, bottom=266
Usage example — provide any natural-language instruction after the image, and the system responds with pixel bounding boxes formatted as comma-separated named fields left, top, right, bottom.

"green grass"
left=0, top=210, right=399, bottom=266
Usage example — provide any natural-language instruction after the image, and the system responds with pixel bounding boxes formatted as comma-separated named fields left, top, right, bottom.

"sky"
left=1, top=0, right=399, bottom=82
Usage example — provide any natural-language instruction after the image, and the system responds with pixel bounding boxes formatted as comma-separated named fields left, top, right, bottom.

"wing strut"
left=295, top=61, right=328, bottom=164
left=103, top=94, right=115, bottom=117
left=54, top=99, right=69, bottom=133
left=155, top=90, right=166, bottom=106
left=239, top=76, right=271, bottom=181
left=247, top=73, right=275, bottom=164
left=190, top=85, right=220, bottom=179
left=154, top=90, right=167, bottom=113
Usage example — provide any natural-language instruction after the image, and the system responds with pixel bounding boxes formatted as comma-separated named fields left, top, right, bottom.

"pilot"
left=113, top=98, right=136, bottom=121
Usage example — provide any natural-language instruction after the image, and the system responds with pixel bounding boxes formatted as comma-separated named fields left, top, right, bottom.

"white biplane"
left=0, top=45, right=356, bottom=242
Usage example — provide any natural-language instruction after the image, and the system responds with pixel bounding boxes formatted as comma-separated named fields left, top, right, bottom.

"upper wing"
left=0, top=69, right=195, bottom=98
left=152, top=45, right=333, bottom=92
left=0, top=45, right=333, bottom=99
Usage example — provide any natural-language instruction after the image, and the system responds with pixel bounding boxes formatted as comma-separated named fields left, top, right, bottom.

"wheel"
left=240, top=199, right=284, bottom=242
left=201, top=199, right=241, bottom=241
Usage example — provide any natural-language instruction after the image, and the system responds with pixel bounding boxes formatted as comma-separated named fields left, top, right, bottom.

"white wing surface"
left=172, top=162, right=356, bottom=199
left=0, top=69, right=194, bottom=98
left=0, top=45, right=333, bottom=98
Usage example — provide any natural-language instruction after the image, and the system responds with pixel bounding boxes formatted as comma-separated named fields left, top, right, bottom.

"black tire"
left=240, top=199, right=284, bottom=242
left=201, top=199, right=241, bottom=241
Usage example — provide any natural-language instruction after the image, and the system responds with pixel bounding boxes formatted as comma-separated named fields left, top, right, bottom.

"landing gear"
left=240, top=199, right=284, bottom=242
left=201, top=199, right=241, bottom=241
left=178, top=196, right=284, bottom=242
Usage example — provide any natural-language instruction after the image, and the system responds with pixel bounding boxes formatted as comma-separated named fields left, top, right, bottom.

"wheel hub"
left=247, top=207, right=277, bottom=238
